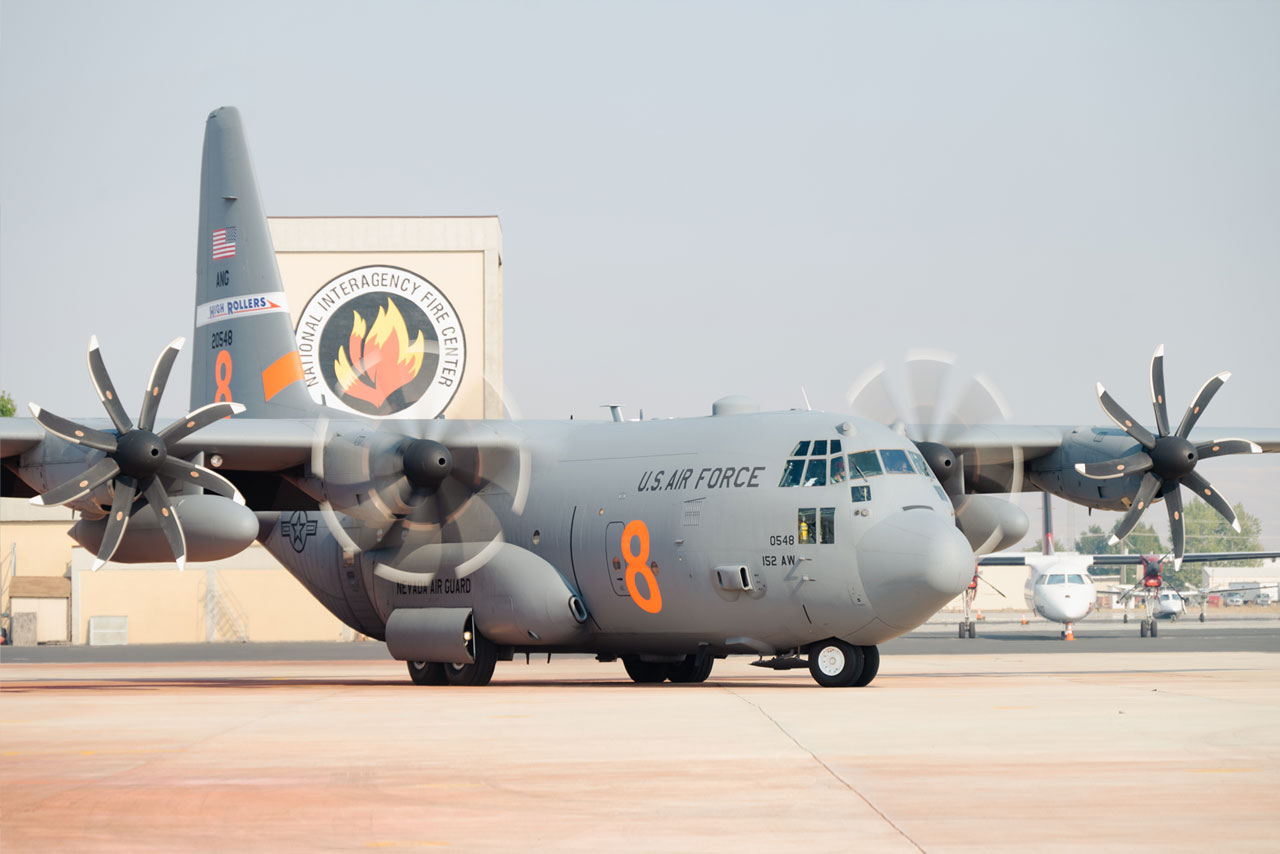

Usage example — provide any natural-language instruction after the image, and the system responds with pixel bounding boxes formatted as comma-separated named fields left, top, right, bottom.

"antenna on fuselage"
left=800, top=387, right=812, bottom=411
left=602, top=404, right=624, bottom=422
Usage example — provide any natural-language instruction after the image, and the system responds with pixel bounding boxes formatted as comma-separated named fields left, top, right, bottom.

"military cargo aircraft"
left=2, top=107, right=1277, bottom=687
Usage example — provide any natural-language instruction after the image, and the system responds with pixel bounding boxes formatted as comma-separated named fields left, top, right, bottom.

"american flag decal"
left=212, top=227, right=237, bottom=260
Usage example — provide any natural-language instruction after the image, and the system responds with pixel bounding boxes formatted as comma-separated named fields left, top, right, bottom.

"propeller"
left=309, top=418, right=529, bottom=582
left=28, top=337, right=245, bottom=570
left=847, top=350, right=1023, bottom=495
left=1076, top=345, right=1261, bottom=569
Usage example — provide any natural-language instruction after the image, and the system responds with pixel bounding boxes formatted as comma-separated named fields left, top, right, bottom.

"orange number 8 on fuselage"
left=621, top=519, right=662, bottom=614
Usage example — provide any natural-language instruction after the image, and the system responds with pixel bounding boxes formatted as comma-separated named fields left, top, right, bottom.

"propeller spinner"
left=1076, top=345, right=1261, bottom=568
left=28, top=337, right=245, bottom=570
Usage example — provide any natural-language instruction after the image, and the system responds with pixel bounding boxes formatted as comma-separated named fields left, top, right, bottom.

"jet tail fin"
left=190, top=107, right=315, bottom=418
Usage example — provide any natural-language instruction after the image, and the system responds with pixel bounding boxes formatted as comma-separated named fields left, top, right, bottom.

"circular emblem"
left=295, top=265, right=465, bottom=418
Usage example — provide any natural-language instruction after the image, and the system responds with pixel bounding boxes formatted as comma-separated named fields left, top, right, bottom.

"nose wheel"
left=1139, top=619, right=1158, bottom=638
left=958, top=620, right=976, bottom=638
left=808, top=640, right=879, bottom=687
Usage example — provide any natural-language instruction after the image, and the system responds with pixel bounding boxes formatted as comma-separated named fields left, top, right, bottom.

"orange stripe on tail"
left=262, top=351, right=304, bottom=402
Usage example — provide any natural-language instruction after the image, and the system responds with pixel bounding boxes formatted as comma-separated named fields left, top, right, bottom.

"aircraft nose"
left=856, top=509, right=974, bottom=630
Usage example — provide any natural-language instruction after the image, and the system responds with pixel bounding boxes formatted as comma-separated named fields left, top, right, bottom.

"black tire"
left=407, top=660, right=446, bottom=685
left=852, top=645, right=879, bottom=687
left=622, top=656, right=668, bottom=683
left=1140, top=620, right=1149, bottom=638
left=1199, top=613, right=1206, bottom=623
left=443, top=632, right=498, bottom=686
left=1061, top=631, right=1067, bottom=640
left=1123, top=614, right=1129, bottom=624
left=968, top=622, right=976, bottom=639
left=666, top=654, right=714, bottom=683
left=958, top=622, right=966, bottom=638
left=808, top=638, right=864, bottom=688
left=1150, top=620, right=1158, bottom=638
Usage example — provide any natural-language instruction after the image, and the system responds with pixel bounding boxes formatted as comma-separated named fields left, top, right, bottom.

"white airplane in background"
left=978, top=498, right=1095, bottom=640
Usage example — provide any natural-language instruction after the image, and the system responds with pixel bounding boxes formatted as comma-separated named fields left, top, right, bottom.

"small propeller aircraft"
left=2, top=107, right=1278, bottom=687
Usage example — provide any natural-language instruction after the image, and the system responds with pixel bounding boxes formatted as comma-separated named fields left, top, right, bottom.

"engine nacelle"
left=70, top=494, right=258, bottom=564
left=953, top=494, right=1029, bottom=555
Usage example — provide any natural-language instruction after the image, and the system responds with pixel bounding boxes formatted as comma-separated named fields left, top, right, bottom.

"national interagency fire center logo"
left=295, top=265, right=465, bottom=418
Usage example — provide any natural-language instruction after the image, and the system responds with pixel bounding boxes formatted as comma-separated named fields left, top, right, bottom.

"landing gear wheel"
left=852, top=645, right=879, bottom=687
left=443, top=633, right=497, bottom=686
left=1140, top=620, right=1149, bottom=638
left=808, top=638, right=864, bottom=688
left=958, top=622, right=967, bottom=638
left=1061, top=631, right=1067, bottom=640
left=407, top=660, right=446, bottom=685
left=622, top=656, right=668, bottom=684
left=1124, top=613, right=1129, bottom=624
left=666, top=654, right=713, bottom=683
left=968, top=622, right=977, bottom=639
left=1199, top=613, right=1206, bottom=623
left=1150, top=620, right=1158, bottom=638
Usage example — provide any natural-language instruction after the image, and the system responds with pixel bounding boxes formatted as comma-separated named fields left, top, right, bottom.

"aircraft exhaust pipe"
left=569, top=596, right=590, bottom=624
left=385, top=607, right=475, bottom=664
left=714, top=565, right=754, bottom=592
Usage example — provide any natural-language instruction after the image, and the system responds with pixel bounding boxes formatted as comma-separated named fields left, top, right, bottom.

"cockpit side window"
left=819, top=507, right=835, bottom=544
left=803, top=459, right=827, bottom=487
left=829, top=455, right=847, bottom=483
left=880, top=449, right=913, bottom=474
left=848, top=451, right=882, bottom=478
left=908, top=450, right=932, bottom=480
left=779, top=459, right=805, bottom=487
left=850, top=485, right=871, bottom=502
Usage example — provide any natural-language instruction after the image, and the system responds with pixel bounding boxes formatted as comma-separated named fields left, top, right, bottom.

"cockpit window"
left=829, top=439, right=842, bottom=455
left=1067, top=574, right=1086, bottom=584
left=819, top=507, right=835, bottom=544
left=779, top=459, right=805, bottom=487
left=850, top=485, right=871, bottom=502
left=790, top=441, right=811, bottom=457
left=880, top=449, right=913, bottom=474
left=848, top=451, right=882, bottom=478
left=909, top=451, right=932, bottom=480
left=798, top=508, right=817, bottom=544
left=1046, top=574, right=1066, bottom=585
left=829, top=455, right=847, bottom=483
left=811, top=440, right=828, bottom=456
left=803, top=458, right=827, bottom=487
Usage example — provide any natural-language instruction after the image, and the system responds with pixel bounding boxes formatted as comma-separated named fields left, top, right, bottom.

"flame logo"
left=333, top=298, right=426, bottom=408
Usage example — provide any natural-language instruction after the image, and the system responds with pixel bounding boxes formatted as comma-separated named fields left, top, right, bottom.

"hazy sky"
left=2, top=1, right=1278, bottom=547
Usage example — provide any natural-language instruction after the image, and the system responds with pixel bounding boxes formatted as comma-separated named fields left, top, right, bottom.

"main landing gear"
left=621, top=652, right=715, bottom=684
left=405, top=631, right=499, bottom=687
left=807, top=639, right=880, bottom=688
left=959, top=620, right=977, bottom=639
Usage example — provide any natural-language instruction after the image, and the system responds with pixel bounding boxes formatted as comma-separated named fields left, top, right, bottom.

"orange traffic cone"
left=976, top=609, right=984, bottom=621
left=1065, top=625, right=1075, bottom=641
left=1021, top=614, right=1027, bottom=625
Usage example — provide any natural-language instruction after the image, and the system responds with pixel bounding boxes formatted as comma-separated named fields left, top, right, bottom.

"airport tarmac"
left=3, top=624, right=1279, bottom=853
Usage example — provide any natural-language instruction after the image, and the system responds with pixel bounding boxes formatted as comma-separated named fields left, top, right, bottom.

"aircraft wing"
left=977, top=555, right=1033, bottom=567
left=1089, top=552, right=1280, bottom=566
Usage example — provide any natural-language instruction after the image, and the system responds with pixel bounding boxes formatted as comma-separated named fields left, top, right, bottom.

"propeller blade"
left=158, top=401, right=246, bottom=444
left=92, top=476, right=138, bottom=571
left=31, top=457, right=120, bottom=507
left=138, top=337, right=185, bottom=432
left=1108, top=472, right=1163, bottom=546
left=1175, top=371, right=1230, bottom=439
left=159, top=457, right=245, bottom=504
left=1195, top=438, right=1262, bottom=460
left=143, top=477, right=187, bottom=571
left=27, top=404, right=118, bottom=452
left=87, top=336, right=133, bottom=433
left=1096, top=384, right=1156, bottom=450
left=1165, top=487, right=1184, bottom=570
left=1179, top=470, right=1240, bottom=533
left=977, top=574, right=1008, bottom=598
left=1075, top=451, right=1153, bottom=480
left=1149, top=344, right=1170, bottom=437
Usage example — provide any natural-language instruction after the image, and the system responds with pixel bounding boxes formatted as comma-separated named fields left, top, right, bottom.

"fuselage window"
left=880, top=449, right=913, bottom=474
left=779, top=459, right=806, bottom=487
left=851, top=485, right=871, bottom=502
left=848, top=451, right=882, bottom=478
left=798, top=508, right=817, bottom=544
left=803, top=458, right=827, bottom=487
left=811, top=440, right=828, bottom=456
left=830, top=455, right=847, bottom=483
left=791, top=441, right=811, bottom=457
left=819, top=507, right=835, bottom=544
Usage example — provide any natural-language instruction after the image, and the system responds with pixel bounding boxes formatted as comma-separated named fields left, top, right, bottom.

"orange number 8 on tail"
left=621, top=519, right=662, bottom=614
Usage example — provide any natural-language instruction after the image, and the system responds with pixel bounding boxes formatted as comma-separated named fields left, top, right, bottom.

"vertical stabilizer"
left=190, top=107, right=315, bottom=417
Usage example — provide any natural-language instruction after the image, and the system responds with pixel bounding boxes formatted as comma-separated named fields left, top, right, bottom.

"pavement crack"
left=722, top=686, right=925, bottom=852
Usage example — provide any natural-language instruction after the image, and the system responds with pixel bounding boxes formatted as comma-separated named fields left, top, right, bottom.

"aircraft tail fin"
left=190, top=107, right=315, bottom=418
